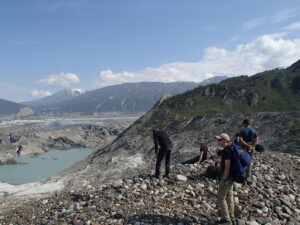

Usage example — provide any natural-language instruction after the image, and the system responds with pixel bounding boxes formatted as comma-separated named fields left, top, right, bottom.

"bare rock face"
left=16, top=107, right=34, bottom=117
left=248, top=93, right=260, bottom=107
left=203, top=87, right=211, bottom=96
left=200, top=85, right=256, bottom=107
left=158, top=94, right=172, bottom=105
left=48, top=136, right=84, bottom=149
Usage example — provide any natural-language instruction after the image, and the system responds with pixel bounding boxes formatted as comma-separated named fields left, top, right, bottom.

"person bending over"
left=153, top=129, right=173, bottom=179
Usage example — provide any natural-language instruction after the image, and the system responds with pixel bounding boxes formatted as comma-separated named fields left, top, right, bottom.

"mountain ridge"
left=0, top=99, right=27, bottom=116
left=24, top=77, right=228, bottom=115
left=30, top=82, right=199, bottom=115
left=147, top=62, right=300, bottom=126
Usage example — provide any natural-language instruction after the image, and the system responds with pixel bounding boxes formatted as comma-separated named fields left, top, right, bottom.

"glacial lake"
left=0, top=148, right=93, bottom=185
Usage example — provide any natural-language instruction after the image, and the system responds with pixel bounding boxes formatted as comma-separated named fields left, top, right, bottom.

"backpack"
left=255, top=144, right=264, bottom=152
left=230, top=144, right=252, bottom=184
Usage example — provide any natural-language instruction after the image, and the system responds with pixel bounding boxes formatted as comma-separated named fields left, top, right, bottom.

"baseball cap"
left=215, top=133, right=230, bottom=141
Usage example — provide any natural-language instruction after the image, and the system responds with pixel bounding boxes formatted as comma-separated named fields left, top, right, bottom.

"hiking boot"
left=215, top=219, right=232, bottom=225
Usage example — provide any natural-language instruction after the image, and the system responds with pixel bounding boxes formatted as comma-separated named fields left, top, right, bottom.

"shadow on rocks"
left=187, top=174, right=216, bottom=182
left=117, top=213, right=207, bottom=225
left=187, top=174, right=204, bottom=181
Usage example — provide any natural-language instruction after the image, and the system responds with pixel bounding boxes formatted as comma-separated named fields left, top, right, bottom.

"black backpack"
left=255, top=144, right=264, bottom=152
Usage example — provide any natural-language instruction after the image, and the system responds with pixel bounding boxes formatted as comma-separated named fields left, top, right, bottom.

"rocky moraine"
left=0, top=151, right=299, bottom=224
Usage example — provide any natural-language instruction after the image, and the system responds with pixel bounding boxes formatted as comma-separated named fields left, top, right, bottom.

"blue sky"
left=1, top=0, right=300, bottom=102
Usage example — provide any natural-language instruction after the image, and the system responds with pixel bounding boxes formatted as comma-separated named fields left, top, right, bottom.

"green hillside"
left=147, top=60, right=300, bottom=128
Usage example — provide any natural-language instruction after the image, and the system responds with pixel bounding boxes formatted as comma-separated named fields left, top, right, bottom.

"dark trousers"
left=245, top=151, right=254, bottom=180
left=155, top=149, right=171, bottom=176
left=240, top=144, right=254, bottom=180
left=181, top=156, right=200, bottom=164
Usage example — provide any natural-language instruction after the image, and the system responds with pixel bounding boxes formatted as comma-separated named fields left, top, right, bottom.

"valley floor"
left=0, top=117, right=135, bottom=163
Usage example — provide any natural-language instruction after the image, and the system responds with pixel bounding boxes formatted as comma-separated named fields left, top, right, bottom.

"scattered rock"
left=112, top=180, right=123, bottom=188
left=0, top=152, right=299, bottom=225
left=175, top=175, right=187, bottom=181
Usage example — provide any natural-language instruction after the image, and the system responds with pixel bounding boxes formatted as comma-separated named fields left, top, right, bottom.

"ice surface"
left=0, top=117, right=137, bottom=129
left=0, top=179, right=65, bottom=198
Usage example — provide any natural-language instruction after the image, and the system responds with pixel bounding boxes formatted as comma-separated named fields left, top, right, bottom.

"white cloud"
left=243, top=8, right=299, bottom=30
left=272, top=8, right=299, bottom=23
left=284, top=21, right=300, bottom=31
left=265, top=32, right=289, bottom=38
left=36, top=72, right=80, bottom=87
left=243, top=17, right=266, bottom=30
left=31, top=89, right=52, bottom=98
left=96, top=35, right=300, bottom=87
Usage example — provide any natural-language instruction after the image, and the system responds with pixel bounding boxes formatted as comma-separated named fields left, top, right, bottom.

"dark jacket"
left=153, top=130, right=173, bottom=154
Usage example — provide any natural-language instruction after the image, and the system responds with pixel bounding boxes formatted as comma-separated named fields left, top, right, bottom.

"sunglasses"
left=217, top=139, right=225, bottom=142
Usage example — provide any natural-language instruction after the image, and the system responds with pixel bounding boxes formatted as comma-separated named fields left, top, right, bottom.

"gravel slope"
left=0, top=151, right=299, bottom=225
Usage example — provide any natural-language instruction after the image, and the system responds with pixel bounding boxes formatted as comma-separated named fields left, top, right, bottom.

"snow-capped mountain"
left=68, top=88, right=87, bottom=96
left=23, top=88, right=87, bottom=109
left=23, top=77, right=228, bottom=115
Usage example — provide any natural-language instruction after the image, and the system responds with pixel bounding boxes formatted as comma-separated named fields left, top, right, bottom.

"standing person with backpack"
left=215, top=133, right=235, bottom=225
left=239, top=119, right=259, bottom=179
left=153, top=129, right=173, bottom=179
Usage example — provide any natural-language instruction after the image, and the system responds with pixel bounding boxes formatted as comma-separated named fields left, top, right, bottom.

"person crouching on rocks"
left=153, top=129, right=173, bottom=179
left=215, top=133, right=235, bottom=225
left=181, top=142, right=214, bottom=164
